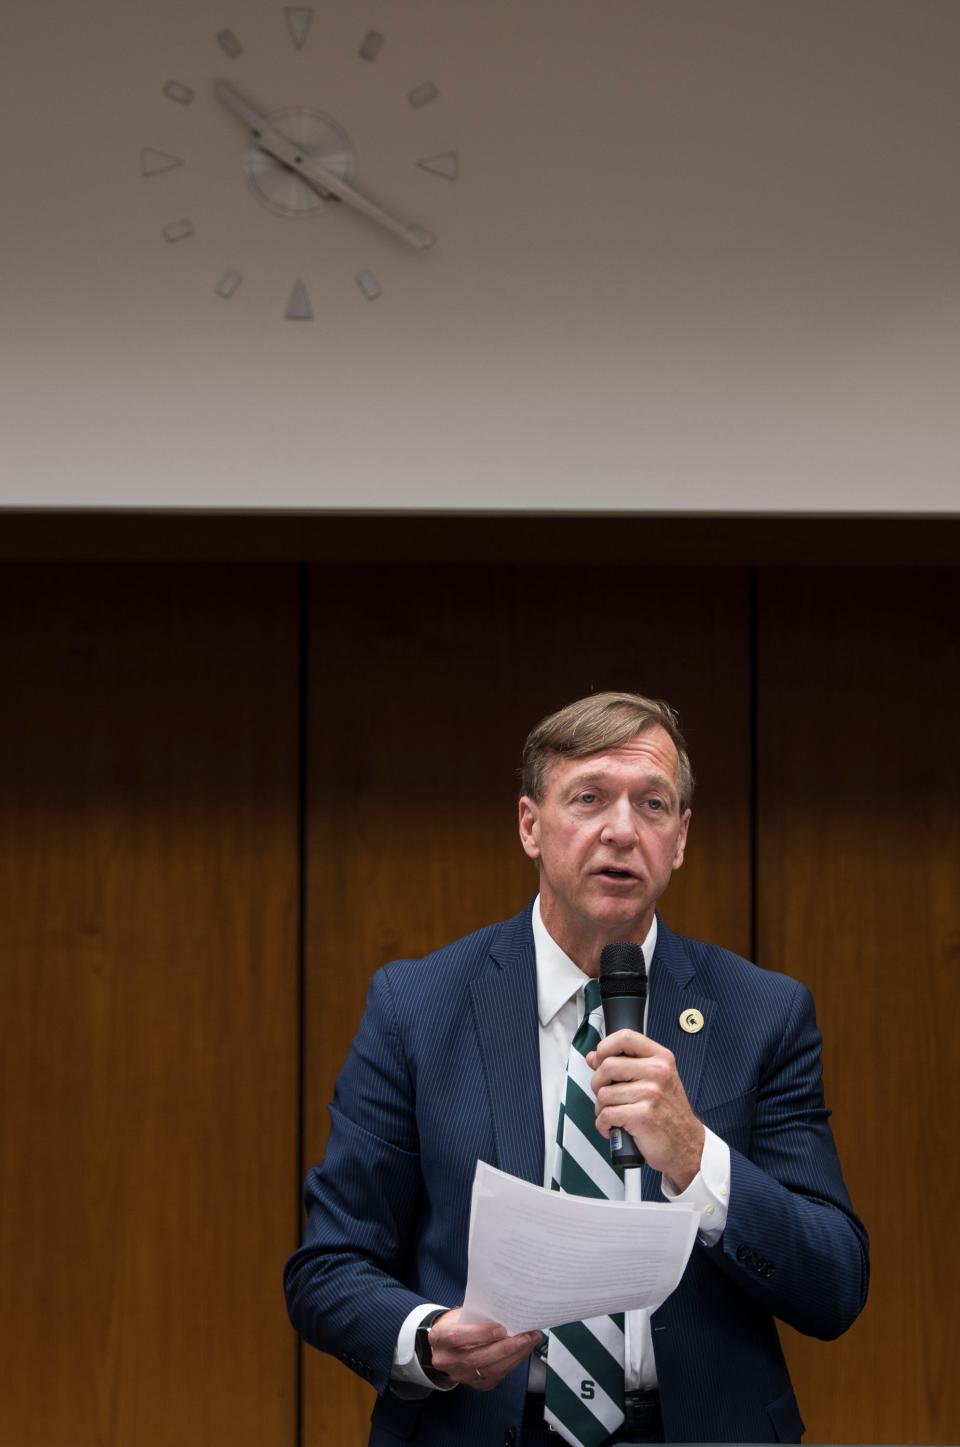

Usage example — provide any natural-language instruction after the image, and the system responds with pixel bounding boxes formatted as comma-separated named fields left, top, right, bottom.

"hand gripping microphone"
left=598, top=940, right=647, bottom=1170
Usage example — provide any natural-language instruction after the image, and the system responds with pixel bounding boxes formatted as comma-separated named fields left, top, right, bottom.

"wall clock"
left=140, top=9, right=459, bottom=319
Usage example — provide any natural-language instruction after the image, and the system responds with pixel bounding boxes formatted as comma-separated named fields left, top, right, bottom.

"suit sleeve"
left=283, top=966, right=431, bottom=1392
left=704, top=977, right=869, bottom=1340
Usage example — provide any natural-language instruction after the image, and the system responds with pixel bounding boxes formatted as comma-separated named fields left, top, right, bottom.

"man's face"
left=518, top=725, right=691, bottom=965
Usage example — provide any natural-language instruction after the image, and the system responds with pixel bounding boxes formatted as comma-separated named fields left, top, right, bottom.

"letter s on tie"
left=581, top=1381, right=595, bottom=1400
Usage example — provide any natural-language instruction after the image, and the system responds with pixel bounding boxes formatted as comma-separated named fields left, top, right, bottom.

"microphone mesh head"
left=599, top=941, right=647, bottom=998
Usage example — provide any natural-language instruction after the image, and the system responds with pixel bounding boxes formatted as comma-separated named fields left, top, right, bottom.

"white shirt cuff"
left=391, top=1303, right=457, bottom=1395
left=660, top=1126, right=730, bottom=1244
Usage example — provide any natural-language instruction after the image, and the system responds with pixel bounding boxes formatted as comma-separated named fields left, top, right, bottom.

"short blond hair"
left=520, top=691, right=694, bottom=811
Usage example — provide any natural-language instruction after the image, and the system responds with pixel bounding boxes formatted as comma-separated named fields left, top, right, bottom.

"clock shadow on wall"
left=140, top=8, right=458, bottom=319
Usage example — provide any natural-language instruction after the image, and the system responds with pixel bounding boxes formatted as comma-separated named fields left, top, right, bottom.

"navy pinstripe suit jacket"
left=285, top=902, right=868, bottom=1444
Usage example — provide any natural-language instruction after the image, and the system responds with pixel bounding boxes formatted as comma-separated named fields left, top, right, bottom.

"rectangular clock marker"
left=163, top=219, right=194, bottom=243
left=163, top=80, right=194, bottom=105
left=408, top=82, right=438, bottom=108
left=355, top=271, right=383, bottom=301
left=216, top=28, right=243, bottom=59
left=216, top=270, right=243, bottom=299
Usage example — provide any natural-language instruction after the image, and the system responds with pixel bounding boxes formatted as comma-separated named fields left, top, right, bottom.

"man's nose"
left=599, top=801, right=637, bottom=845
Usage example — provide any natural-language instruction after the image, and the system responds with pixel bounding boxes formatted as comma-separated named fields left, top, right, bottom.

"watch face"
left=415, top=1325, right=433, bottom=1367
left=142, top=7, right=459, bottom=319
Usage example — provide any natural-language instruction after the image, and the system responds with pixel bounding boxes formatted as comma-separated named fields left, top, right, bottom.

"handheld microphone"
left=598, top=940, right=647, bottom=1170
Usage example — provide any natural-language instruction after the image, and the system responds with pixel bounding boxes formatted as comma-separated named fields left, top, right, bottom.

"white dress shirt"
left=392, top=897, right=731, bottom=1393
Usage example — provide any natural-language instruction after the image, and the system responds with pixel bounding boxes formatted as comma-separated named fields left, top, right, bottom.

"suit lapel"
left=467, top=911, right=715, bottom=1197
left=469, top=908, right=544, bottom=1186
left=640, top=919, right=715, bottom=1201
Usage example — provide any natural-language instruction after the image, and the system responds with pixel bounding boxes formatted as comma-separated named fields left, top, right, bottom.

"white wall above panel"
left=1, top=0, right=959, bottom=512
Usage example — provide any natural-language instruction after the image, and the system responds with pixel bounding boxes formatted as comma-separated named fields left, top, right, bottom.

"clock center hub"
left=243, top=108, right=354, bottom=219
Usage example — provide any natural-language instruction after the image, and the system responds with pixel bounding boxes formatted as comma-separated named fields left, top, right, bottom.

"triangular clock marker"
left=417, top=151, right=458, bottom=181
left=285, top=279, right=313, bottom=320
left=141, top=148, right=183, bottom=177
left=285, top=8, right=313, bottom=50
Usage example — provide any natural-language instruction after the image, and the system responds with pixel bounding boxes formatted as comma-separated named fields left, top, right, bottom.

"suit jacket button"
left=504, top=1430, right=517, bottom=1445
left=763, top=1264, right=775, bottom=1278
left=736, top=1244, right=749, bottom=1262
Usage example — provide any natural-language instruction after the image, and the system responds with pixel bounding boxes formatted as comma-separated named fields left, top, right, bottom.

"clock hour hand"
left=215, top=82, right=434, bottom=250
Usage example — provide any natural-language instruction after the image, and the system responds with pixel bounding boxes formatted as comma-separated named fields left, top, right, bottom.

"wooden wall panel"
left=758, top=568, right=960, bottom=1444
left=303, top=564, right=752, bottom=1443
left=2, top=548, right=953, bottom=1447
left=0, top=564, right=300, bottom=1447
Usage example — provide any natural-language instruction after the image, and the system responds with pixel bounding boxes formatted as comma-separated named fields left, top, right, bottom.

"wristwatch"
left=414, top=1308, right=450, bottom=1384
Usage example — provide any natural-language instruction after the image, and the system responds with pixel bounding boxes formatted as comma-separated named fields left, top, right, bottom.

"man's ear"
left=672, top=809, right=692, bottom=870
left=518, top=796, right=541, bottom=861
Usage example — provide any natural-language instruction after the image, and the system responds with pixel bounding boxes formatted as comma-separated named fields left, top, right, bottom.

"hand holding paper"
left=460, top=1161, right=698, bottom=1334
left=422, top=1309, right=542, bottom=1391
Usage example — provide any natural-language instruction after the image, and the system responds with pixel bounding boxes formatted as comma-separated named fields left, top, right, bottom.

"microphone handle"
left=601, top=992, right=646, bottom=1170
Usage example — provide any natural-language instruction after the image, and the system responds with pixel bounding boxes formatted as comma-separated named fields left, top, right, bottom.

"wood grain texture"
left=757, top=568, right=960, bottom=1444
left=0, top=564, right=300, bottom=1447
left=302, top=564, right=751, bottom=1444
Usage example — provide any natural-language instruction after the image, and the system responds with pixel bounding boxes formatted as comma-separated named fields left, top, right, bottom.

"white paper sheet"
left=460, top=1161, right=698, bottom=1334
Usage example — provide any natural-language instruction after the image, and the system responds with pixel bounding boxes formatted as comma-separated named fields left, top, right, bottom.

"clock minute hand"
left=215, top=82, right=434, bottom=251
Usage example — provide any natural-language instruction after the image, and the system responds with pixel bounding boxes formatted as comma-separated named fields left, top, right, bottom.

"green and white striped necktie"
left=544, top=977, right=626, bottom=1447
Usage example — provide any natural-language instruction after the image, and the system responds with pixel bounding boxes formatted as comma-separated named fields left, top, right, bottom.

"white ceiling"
left=2, top=0, right=958, bottom=512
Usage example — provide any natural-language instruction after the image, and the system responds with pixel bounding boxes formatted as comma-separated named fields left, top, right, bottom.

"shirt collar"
left=532, top=894, right=658, bottom=1028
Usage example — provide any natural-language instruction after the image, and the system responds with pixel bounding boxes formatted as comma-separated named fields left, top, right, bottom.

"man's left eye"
left=647, top=799, right=663, bottom=811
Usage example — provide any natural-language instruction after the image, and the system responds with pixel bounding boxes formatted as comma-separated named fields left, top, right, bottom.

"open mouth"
left=596, top=867, right=635, bottom=880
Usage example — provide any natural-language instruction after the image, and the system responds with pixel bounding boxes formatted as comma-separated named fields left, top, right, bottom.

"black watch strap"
left=414, top=1308, right=449, bottom=1381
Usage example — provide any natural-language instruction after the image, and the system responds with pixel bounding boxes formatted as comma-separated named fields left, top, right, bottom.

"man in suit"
left=285, top=692, right=868, bottom=1445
